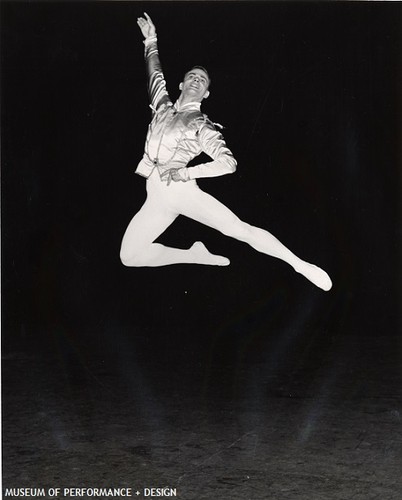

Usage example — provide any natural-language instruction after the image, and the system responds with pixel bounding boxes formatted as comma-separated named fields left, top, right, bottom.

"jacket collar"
left=174, top=101, right=201, bottom=112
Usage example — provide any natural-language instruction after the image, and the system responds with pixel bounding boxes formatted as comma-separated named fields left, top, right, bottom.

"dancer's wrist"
left=144, top=35, right=158, bottom=46
left=186, top=167, right=195, bottom=180
left=178, top=167, right=190, bottom=181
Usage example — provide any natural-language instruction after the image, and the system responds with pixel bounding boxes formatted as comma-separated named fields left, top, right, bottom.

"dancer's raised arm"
left=137, top=13, right=170, bottom=111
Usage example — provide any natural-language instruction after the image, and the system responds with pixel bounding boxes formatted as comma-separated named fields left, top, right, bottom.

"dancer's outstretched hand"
left=137, top=12, right=156, bottom=39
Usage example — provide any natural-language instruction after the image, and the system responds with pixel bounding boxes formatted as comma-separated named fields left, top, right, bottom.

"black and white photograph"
left=2, top=1, right=401, bottom=498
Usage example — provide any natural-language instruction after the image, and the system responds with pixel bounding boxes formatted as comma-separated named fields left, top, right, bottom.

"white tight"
left=120, top=170, right=332, bottom=290
left=121, top=169, right=303, bottom=268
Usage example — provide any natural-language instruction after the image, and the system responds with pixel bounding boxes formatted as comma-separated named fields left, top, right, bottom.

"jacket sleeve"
left=187, top=119, right=237, bottom=180
left=143, top=36, right=171, bottom=111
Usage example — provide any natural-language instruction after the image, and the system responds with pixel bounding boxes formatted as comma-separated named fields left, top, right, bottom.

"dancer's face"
left=179, top=68, right=210, bottom=101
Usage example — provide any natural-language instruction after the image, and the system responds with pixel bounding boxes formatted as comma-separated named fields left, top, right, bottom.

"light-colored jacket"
left=135, top=37, right=237, bottom=180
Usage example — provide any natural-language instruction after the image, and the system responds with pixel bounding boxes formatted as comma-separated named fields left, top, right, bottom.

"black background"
left=2, top=1, right=401, bottom=397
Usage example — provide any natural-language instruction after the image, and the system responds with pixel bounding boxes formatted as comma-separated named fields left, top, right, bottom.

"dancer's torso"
left=136, top=102, right=207, bottom=179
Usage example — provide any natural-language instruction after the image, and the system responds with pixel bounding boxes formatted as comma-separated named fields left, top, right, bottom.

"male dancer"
left=120, top=13, right=332, bottom=291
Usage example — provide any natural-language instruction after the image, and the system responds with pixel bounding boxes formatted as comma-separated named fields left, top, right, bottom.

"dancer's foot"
left=189, top=241, right=230, bottom=266
left=295, top=262, right=332, bottom=291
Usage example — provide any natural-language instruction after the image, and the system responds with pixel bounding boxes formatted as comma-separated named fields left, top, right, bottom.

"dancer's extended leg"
left=120, top=196, right=229, bottom=267
left=180, top=187, right=332, bottom=290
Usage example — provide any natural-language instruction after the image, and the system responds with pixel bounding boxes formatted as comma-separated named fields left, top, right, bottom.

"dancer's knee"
left=120, top=243, right=145, bottom=267
left=119, top=247, right=133, bottom=266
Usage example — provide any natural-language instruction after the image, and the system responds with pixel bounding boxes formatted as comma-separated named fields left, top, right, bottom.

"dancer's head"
left=179, top=66, right=211, bottom=102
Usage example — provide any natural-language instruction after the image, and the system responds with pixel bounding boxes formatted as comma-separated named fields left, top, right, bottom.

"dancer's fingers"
left=144, top=12, right=156, bottom=31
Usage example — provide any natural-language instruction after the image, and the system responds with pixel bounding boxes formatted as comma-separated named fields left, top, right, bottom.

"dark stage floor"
left=2, top=331, right=401, bottom=499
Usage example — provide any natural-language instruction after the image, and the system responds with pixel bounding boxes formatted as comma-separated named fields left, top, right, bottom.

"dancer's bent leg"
left=120, top=196, right=229, bottom=267
left=180, top=187, right=332, bottom=290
